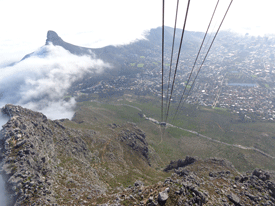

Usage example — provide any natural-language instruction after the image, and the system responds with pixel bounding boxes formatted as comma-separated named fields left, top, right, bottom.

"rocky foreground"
left=0, top=104, right=154, bottom=205
left=0, top=104, right=275, bottom=206
left=106, top=157, right=275, bottom=206
left=0, top=104, right=104, bottom=205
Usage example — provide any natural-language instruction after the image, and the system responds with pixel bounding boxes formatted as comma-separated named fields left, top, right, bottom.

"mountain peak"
left=46, top=30, right=63, bottom=45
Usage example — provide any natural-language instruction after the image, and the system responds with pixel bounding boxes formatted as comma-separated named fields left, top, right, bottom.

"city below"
left=71, top=30, right=275, bottom=122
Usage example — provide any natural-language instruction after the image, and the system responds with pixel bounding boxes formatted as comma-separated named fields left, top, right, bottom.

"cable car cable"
left=161, top=0, right=165, bottom=122
left=165, top=0, right=191, bottom=123
left=172, top=0, right=220, bottom=120
left=165, top=0, right=180, bottom=115
left=172, top=0, right=233, bottom=121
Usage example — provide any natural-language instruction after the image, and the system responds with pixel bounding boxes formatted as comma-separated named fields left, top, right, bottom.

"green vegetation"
left=213, top=106, right=227, bottom=111
left=137, top=63, right=144, bottom=68
left=213, top=106, right=228, bottom=112
left=140, top=56, right=145, bottom=58
left=130, top=63, right=136, bottom=66
left=166, top=127, right=196, bottom=138
left=71, top=93, right=275, bottom=171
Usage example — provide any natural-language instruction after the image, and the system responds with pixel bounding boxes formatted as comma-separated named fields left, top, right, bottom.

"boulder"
left=158, top=187, right=169, bottom=203
left=227, top=193, right=240, bottom=205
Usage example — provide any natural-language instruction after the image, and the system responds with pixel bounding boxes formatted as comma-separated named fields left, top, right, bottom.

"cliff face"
left=0, top=104, right=153, bottom=205
left=0, top=104, right=107, bottom=205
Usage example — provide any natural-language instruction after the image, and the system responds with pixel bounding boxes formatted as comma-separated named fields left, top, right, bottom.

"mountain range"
left=22, top=27, right=204, bottom=69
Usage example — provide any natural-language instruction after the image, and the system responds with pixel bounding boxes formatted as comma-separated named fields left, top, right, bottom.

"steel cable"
left=164, top=0, right=180, bottom=116
left=165, top=0, right=191, bottom=123
left=161, top=0, right=165, bottom=122
left=172, top=0, right=234, bottom=121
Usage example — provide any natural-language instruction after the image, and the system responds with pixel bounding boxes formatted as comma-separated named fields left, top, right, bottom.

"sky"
left=0, top=0, right=274, bottom=120
left=1, top=0, right=275, bottom=67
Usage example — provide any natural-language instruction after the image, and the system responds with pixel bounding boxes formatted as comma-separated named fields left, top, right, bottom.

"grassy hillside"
left=71, top=94, right=275, bottom=172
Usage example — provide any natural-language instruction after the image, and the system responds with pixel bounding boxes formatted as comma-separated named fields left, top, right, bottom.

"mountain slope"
left=0, top=104, right=160, bottom=205
left=1, top=104, right=275, bottom=205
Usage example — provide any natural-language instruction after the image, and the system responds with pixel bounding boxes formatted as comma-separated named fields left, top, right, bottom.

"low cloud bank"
left=0, top=44, right=108, bottom=119
left=0, top=112, right=9, bottom=129
left=0, top=44, right=108, bottom=205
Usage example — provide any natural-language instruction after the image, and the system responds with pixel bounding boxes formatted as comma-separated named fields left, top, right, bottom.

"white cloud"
left=0, top=44, right=109, bottom=120
left=23, top=99, right=77, bottom=120
left=0, top=112, right=9, bottom=129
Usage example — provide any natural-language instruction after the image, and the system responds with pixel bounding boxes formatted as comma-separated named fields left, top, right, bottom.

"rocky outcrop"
left=21, top=30, right=97, bottom=61
left=95, top=157, right=275, bottom=206
left=253, top=168, right=270, bottom=181
left=119, top=123, right=150, bottom=165
left=163, top=156, right=198, bottom=172
left=46, top=30, right=62, bottom=44
left=0, top=104, right=157, bottom=205
left=158, top=187, right=169, bottom=204
left=45, top=30, right=93, bottom=56
left=0, top=104, right=106, bottom=205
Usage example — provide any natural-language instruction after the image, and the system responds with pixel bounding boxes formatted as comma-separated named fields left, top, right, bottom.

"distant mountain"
left=21, top=30, right=94, bottom=60
left=21, top=27, right=204, bottom=66
left=17, top=27, right=205, bottom=95
left=45, top=30, right=97, bottom=56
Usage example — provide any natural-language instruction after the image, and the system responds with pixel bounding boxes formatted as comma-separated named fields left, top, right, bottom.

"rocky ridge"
left=0, top=104, right=153, bottom=205
left=0, top=104, right=108, bottom=205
